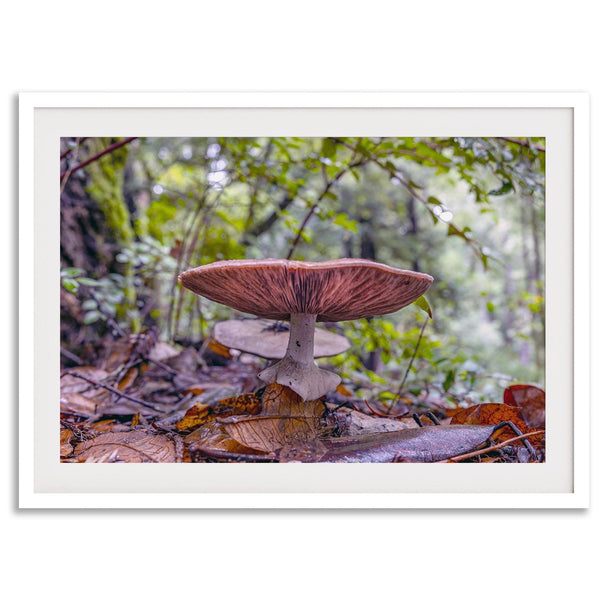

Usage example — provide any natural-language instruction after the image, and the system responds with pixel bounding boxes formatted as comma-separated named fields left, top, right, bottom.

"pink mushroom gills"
left=178, top=259, right=433, bottom=402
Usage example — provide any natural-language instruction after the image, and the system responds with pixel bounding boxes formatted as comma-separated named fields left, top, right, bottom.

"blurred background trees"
left=60, top=136, right=545, bottom=407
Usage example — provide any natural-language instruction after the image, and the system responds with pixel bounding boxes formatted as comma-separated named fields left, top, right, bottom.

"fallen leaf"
left=60, top=367, right=110, bottom=395
left=60, top=392, right=101, bottom=416
left=222, top=413, right=322, bottom=453
left=185, top=421, right=270, bottom=459
left=450, top=403, right=543, bottom=444
left=183, top=384, right=207, bottom=396
left=217, top=393, right=262, bottom=415
left=72, top=431, right=178, bottom=462
left=317, top=425, right=498, bottom=463
left=335, top=384, right=352, bottom=397
left=207, top=337, right=232, bottom=358
left=60, top=428, right=74, bottom=457
left=503, top=385, right=545, bottom=428
left=221, top=384, right=325, bottom=452
left=102, top=331, right=156, bottom=371
left=148, top=341, right=180, bottom=362
left=260, top=383, right=324, bottom=418
left=175, top=402, right=212, bottom=431
left=117, top=367, right=138, bottom=390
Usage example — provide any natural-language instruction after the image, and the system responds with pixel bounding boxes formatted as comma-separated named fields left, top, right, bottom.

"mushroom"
left=213, top=318, right=351, bottom=360
left=178, top=258, right=433, bottom=401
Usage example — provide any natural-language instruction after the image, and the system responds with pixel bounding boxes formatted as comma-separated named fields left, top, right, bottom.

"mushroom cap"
left=179, top=258, right=433, bottom=322
left=214, top=319, right=351, bottom=360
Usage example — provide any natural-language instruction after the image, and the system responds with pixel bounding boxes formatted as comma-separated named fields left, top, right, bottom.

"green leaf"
left=413, top=295, right=433, bottom=318
left=77, top=277, right=102, bottom=287
left=486, top=301, right=495, bottom=313
left=83, top=310, right=103, bottom=325
left=333, top=213, right=358, bottom=232
left=443, top=369, right=455, bottom=392
left=321, top=138, right=336, bottom=159
left=489, top=181, right=514, bottom=196
left=61, top=278, right=79, bottom=293
left=61, top=267, right=84, bottom=278
left=81, top=299, right=98, bottom=311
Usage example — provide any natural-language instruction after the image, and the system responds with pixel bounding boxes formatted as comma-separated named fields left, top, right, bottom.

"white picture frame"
left=19, top=92, right=590, bottom=509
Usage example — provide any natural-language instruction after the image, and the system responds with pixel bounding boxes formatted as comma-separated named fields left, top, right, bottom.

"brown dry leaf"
left=72, top=431, right=178, bottom=462
left=117, top=366, right=138, bottom=390
left=335, top=384, right=352, bottom=397
left=87, top=419, right=131, bottom=433
left=223, top=413, right=322, bottom=453
left=175, top=402, right=212, bottom=431
left=217, top=393, right=261, bottom=415
left=101, top=332, right=156, bottom=371
left=148, top=341, right=180, bottom=362
left=450, top=403, right=542, bottom=444
left=61, top=367, right=110, bottom=395
left=220, top=384, right=324, bottom=452
left=183, top=384, right=207, bottom=396
left=60, top=428, right=74, bottom=457
left=207, top=337, right=232, bottom=358
left=89, top=419, right=117, bottom=432
left=60, top=367, right=114, bottom=416
left=503, top=385, right=545, bottom=429
left=185, top=421, right=270, bottom=459
left=60, top=392, right=101, bottom=416
left=261, top=383, right=324, bottom=418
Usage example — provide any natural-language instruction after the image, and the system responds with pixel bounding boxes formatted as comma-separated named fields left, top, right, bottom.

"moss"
left=85, top=138, right=141, bottom=332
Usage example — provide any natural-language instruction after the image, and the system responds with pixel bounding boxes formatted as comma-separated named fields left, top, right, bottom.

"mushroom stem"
left=258, top=313, right=341, bottom=401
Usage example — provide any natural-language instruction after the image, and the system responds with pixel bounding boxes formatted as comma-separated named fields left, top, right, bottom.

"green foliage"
left=61, top=135, right=546, bottom=403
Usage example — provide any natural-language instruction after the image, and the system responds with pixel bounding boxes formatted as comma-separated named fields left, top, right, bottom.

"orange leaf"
left=175, top=402, right=212, bottom=431
left=60, top=428, right=74, bottom=457
left=183, top=385, right=207, bottom=396
left=335, top=384, right=352, bottom=397
left=450, top=403, right=541, bottom=444
left=218, top=393, right=261, bottom=415
left=117, top=367, right=138, bottom=390
left=207, top=338, right=232, bottom=358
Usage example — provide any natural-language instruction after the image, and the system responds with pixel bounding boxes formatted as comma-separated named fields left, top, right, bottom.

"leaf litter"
left=60, top=333, right=545, bottom=463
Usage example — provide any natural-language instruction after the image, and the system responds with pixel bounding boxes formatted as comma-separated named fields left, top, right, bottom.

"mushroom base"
left=258, top=358, right=341, bottom=402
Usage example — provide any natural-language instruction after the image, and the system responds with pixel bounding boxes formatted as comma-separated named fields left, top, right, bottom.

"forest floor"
left=60, top=331, right=545, bottom=464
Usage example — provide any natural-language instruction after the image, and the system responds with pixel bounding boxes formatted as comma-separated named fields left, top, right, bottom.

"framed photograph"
left=19, top=92, right=590, bottom=508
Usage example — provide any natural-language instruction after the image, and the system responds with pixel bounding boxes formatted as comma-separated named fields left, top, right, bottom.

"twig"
left=61, top=370, right=163, bottom=412
left=435, top=430, right=543, bottom=463
left=60, top=347, right=83, bottom=365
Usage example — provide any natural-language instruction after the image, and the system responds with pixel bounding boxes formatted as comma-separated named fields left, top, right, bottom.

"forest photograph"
left=59, top=136, right=546, bottom=464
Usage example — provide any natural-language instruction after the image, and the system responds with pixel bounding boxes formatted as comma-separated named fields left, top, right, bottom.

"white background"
left=2, top=1, right=597, bottom=599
